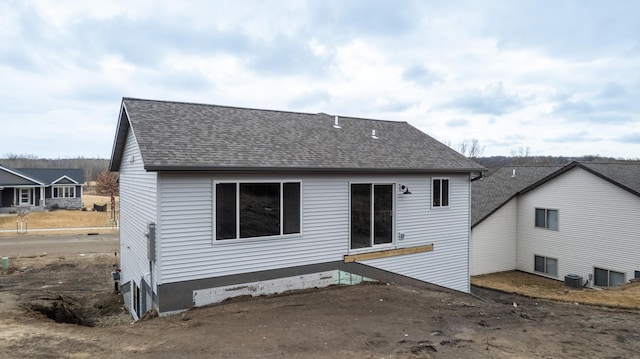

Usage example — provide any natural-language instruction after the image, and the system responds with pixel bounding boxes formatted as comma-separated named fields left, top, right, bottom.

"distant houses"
left=471, top=161, right=640, bottom=287
left=109, top=97, right=485, bottom=318
left=0, top=165, right=84, bottom=212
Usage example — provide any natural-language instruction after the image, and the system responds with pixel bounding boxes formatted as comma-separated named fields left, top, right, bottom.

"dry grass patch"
left=0, top=195, right=119, bottom=235
left=82, top=195, right=119, bottom=209
left=472, top=271, right=640, bottom=310
left=0, top=210, right=114, bottom=230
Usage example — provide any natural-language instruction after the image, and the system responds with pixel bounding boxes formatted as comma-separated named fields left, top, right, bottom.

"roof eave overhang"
left=143, top=165, right=486, bottom=174
left=108, top=101, right=130, bottom=172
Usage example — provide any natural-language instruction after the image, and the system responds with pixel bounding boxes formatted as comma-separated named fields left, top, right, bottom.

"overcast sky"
left=1, top=0, right=638, bottom=159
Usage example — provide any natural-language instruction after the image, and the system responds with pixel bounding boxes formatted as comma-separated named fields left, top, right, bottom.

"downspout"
left=467, top=173, right=472, bottom=293
left=470, top=172, right=484, bottom=182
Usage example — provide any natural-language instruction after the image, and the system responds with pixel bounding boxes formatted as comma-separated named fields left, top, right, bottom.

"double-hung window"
left=432, top=178, right=449, bottom=207
left=215, top=181, right=301, bottom=240
left=350, top=184, right=393, bottom=249
left=535, top=208, right=558, bottom=230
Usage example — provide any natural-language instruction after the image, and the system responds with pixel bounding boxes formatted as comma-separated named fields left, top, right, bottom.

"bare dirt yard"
left=1, top=236, right=639, bottom=358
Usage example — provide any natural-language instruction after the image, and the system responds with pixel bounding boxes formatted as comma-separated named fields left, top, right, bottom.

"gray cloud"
left=402, top=65, right=442, bottom=87
left=552, top=83, right=637, bottom=124
left=545, top=131, right=603, bottom=143
left=446, top=118, right=469, bottom=127
left=309, top=0, right=420, bottom=39
left=246, top=34, right=332, bottom=76
left=478, top=1, right=640, bottom=59
left=445, top=82, right=523, bottom=115
left=289, top=90, right=332, bottom=109
left=376, top=101, right=415, bottom=113
left=614, top=132, right=640, bottom=143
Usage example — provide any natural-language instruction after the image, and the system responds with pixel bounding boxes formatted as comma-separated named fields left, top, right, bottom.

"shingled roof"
left=16, top=168, right=84, bottom=184
left=110, top=98, right=485, bottom=173
left=471, top=165, right=562, bottom=227
left=0, top=165, right=84, bottom=186
left=472, top=161, right=640, bottom=227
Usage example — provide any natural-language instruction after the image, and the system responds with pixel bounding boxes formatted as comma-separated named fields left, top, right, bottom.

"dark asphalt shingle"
left=472, top=161, right=640, bottom=227
left=16, top=168, right=84, bottom=184
left=471, top=166, right=562, bottom=227
left=113, top=98, right=485, bottom=172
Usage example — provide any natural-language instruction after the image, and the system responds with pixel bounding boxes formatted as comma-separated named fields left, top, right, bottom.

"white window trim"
left=212, top=179, right=303, bottom=244
left=348, top=182, right=396, bottom=254
left=54, top=185, right=76, bottom=198
left=19, top=188, right=31, bottom=205
left=431, top=177, right=450, bottom=209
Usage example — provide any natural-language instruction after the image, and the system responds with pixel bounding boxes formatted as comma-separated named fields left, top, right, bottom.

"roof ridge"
left=122, top=97, right=408, bottom=125
left=580, top=161, right=640, bottom=165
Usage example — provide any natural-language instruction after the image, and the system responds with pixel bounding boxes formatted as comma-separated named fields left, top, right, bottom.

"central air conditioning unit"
left=564, top=274, right=583, bottom=289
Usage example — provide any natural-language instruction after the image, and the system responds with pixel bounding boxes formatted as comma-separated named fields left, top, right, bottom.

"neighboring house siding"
left=118, top=127, right=158, bottom=304
left=157, top=173, right=472, bottom=292
left=470, top=198, right=518, bottom=276
left=516, top=167, right=640, bottom=283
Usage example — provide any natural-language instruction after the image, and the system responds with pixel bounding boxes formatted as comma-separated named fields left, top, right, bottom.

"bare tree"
left=509, top=146, right=533, bottom=165
left=456, top=139, right=485, bottom=158
left=96, top=168, right=119, bottom=197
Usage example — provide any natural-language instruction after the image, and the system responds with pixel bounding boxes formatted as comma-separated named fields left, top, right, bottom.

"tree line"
left=1, top=153, right=110, bottom=182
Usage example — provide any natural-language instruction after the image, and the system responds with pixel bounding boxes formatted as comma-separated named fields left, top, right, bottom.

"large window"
left=594, top=267, right=625, bottom=287
left=215, top=182, right=300, bottom=240
left=535, top=208, right=558, bottom=230
left=350, top=184, right=393, bottom=249
left=534, top=255, right=558, bottom=276
left=53, top=186, right=76, bottom=198
left=432, top=178, right=449, bottom=207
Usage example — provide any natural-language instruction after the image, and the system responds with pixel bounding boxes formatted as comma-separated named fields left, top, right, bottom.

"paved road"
left=0, top=233, right=118, bottom=257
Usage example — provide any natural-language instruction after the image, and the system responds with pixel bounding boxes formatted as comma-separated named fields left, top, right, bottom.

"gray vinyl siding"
left=516, top=167, right=640, bottom=284
left=118, top=126, right=158, bottom=298
left=157, top=173, right=472, bottom=292
left=470, top=198, right=518, bottom=275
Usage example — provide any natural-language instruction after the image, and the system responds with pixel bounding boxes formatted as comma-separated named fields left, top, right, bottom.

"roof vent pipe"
left=333, top=115, right=341, bottom=129
left=371, top=129, right=379, bottom=140
left=512, top=169, right=516, bottom=177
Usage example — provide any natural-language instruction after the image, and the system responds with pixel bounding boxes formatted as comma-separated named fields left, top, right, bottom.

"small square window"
left=534, top=208, right=558, bottom=230
left=534, top=255, right=557, bottom=276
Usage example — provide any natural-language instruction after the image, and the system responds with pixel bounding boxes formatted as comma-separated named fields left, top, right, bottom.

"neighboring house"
left=0, top=165, right=84, bottom=212
left=109, top=97, right=484, bottom=318
left=471, top=161, right=640, bottom=288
